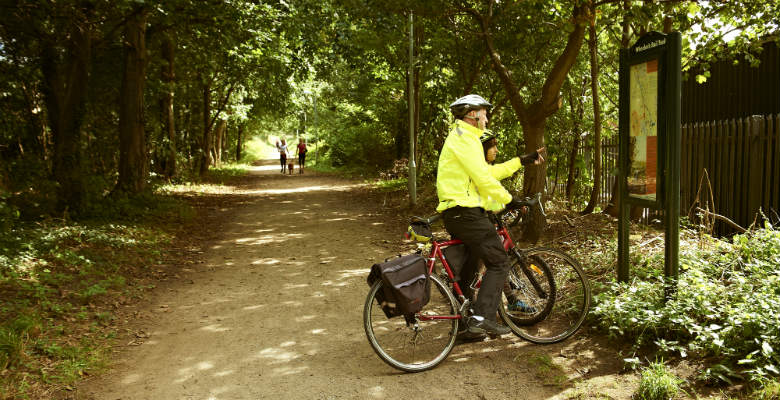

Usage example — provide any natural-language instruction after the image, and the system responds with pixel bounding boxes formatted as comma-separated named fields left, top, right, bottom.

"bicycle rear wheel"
left=363, top=274, right=459, bottom=372
left=499, top=247, right=590, bottom=344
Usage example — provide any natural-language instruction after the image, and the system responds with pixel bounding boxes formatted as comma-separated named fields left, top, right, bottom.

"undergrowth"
left=0, top=216, right=177, bottom=398
left=0, top=171, right=240, bottom=398
left=592, top=224, right=780, bottom=391
left=635, top=360, right=685, bottom=400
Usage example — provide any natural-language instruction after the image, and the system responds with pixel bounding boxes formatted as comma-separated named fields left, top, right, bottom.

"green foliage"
left=239, top=137, right=275, bottom=164
left=751, top=379, right=780, bottom=400
left=593, top=226, right=780, bottom=384
left=0, top=214, right=173, bottom=396
left=80, top=190, right=194, bottom=222
left=0, top=328, right=25, bottom=369
left=371, top=177, right=407, bottom=192
left=0, top=190, right=20, bottom=232
left=518, top=352, right=569, bottom=387
left=636, top=360, right=685, bottom=400
left=203, top=163, right=252, bottom=184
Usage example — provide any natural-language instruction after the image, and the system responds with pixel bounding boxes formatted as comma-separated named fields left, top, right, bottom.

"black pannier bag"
left=367, top=254, right=430, bottom=318
left=442, top=244, right=469, bottom=280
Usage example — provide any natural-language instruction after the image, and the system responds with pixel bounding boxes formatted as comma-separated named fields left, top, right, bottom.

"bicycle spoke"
left=364, top=275, right=459, bottom=372
left=499, top=248, right=590, bottom=344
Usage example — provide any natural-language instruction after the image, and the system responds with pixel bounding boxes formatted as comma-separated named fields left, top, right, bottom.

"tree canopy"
left=0, top=0, right=777, bottom=220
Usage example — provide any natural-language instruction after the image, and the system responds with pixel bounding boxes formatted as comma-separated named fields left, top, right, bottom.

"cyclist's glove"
left=520, top=151, right=541, bottom=166
left=507, top=195, right=527, bottom=210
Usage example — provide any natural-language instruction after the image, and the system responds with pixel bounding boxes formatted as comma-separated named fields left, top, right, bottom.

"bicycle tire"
left=501, top=252, right=556, bottom=325
left=499, top=247, right=590, bottom=344
left=363, top=274, right=459, bottom=372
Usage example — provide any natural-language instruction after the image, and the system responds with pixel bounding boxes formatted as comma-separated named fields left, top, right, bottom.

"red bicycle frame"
left=417, top=225, right=515, bottom=321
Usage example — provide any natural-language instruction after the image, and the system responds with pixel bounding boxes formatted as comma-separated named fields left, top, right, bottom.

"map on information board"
left=628, top=58, right=659, bottom=201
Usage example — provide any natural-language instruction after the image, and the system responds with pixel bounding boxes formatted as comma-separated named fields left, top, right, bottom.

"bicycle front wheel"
left=499, top=247, right=590, bottom=344
left=363, top=274, right=459, bottom=372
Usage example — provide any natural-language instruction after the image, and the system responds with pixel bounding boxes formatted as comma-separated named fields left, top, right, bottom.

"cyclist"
left=436, top=94, right=544, bottom=340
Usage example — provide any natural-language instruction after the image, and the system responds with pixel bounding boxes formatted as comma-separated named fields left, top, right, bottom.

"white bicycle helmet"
left=449, top=94, right=492, bottom=118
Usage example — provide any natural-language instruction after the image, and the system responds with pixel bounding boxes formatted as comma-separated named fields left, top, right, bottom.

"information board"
left=628, top=59, right=660, bottom=202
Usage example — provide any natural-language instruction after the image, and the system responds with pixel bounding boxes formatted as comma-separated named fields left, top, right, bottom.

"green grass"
left=0, top=195, right=189, bottom=397
left=204, top=163, right=252, bottom=183
left=752, top=379, right=780, bottom=399
left=635, top=361, right=684, bottom=400
left=519, top=352, right=570, bottom=387
left=370, top=177, right=407, bottom=192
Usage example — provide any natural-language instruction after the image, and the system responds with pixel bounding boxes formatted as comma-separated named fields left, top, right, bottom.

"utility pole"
left=313, top=95, right=318, bottom=165
left=408, top=11, right=417, bottom=206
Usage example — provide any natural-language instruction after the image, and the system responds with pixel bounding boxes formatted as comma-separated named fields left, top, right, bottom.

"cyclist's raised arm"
left=488, top=157, right=522, bottom=180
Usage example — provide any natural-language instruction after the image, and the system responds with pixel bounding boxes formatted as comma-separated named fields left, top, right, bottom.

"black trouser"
left=442, top=206, right=511, bottom=322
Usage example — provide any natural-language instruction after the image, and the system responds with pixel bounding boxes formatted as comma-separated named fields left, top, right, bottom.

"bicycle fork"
left=508, top=248, right=549, bottom=299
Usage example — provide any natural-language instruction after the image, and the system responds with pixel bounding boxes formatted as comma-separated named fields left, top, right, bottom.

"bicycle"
left=363, top=194, right=590, bottom=372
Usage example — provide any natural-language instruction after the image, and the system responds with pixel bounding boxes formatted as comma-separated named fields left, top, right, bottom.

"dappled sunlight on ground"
left=233, top=232, right=307, bottom=245
left=253, top=346, right=301, bottom=364
left=245, top=184, right=365, bottom=195
left=199, top=324, right=231, bottom=332
left=84, top=159, right=623, bottom=400
left=338, top=268, right=370, bottom=280
left=250, top=258, right=280, bottom=265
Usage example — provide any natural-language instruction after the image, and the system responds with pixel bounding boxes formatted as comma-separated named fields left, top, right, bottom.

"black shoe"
left=456, top=329, right=487, bottom=344
left=466, top=316, right=511, bottom=337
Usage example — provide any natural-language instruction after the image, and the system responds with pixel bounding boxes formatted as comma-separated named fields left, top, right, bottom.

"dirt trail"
left=78, top=160, right=631, bottom=400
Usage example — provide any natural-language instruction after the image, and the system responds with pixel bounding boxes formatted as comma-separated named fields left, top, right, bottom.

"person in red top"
left=296, top=138, right=307, bottom=174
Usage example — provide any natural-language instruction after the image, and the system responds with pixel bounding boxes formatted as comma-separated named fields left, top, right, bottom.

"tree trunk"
left=565, top=133, right=581, bottom=202
left=565, top=85, right=585, bottom=202
left=115, top=6, right=149, bottom=195
left=581, top=4, right=603, bottom=215
left=199, top=82, right=212, bottom=177
left=41, top=20, right=91, bottom=215
left=198, top=82, right=235, bottom=176
left=604, top=0, right=632, bottom=217
left=520, top=120, right=548, bottom=196
left=236, top=124, right=243, bottom=161
left=20, top=83, right=48, bottom=158
left=478, top=5, right=587, bottom=196
left=161, top=33, right=176, bottom=179
left=214, top=119, right=226, bottom=167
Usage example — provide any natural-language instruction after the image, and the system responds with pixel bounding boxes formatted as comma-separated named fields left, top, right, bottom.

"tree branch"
left=474, top=10, right=529, bottom=123
left=533, top=4, right=588, bottom=121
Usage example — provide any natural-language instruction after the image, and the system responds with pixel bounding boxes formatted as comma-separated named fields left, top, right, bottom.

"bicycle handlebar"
left=498, top=192, right=545, bottom=218
left=409, top=193, right=544, bottom=228
left=411, top=193, right=547, bottom=231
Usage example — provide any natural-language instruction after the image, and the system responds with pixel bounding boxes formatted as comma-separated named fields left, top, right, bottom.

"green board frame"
left=618, top=32, right=681, bottom=285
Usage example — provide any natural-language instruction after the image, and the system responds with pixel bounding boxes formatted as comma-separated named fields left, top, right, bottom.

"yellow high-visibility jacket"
left=436, top=120, right=522, bottom=213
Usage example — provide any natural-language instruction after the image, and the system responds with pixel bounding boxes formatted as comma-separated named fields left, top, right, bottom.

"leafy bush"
left=752, top=379, right=780, bottom=399
left=593, top=225, right=780, bottom=384
left=635, top=360, right=685, bottom=400
left=0, top=216, right=176, bottom=397
left=0, top=190, right=20, bottom=232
